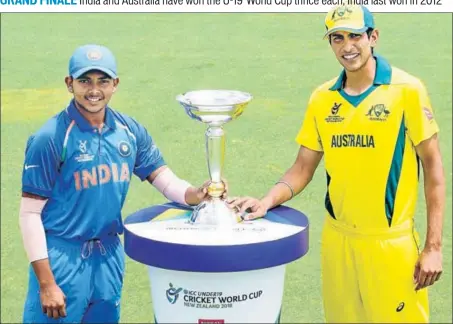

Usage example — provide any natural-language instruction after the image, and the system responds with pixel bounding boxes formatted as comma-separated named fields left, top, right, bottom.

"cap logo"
left=332, top=5, right=353, bottom=20
left=86, top=49, right=102, bottom=61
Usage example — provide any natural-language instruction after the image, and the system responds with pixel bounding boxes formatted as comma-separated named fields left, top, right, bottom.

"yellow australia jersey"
left=296, top=55, right=439, bottom=229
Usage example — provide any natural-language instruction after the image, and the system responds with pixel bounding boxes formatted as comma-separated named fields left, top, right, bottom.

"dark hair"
left=367, top=28, right=375, bottom=54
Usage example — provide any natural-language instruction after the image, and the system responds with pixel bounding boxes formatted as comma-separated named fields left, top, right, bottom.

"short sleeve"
left=21, top=134, right=60, bottom=198
left=405, top=81, right=439, bottom=146
left=295, top=93, right=323, bottom=152
left=132, top=121, right=166, bottom=181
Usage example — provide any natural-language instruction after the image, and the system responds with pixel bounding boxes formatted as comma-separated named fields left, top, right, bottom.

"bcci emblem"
left=86, top=49, right=102, bottom=61
left=118, top=141, right=132, bottom=157
left=166, top=283, right=183, bottom=304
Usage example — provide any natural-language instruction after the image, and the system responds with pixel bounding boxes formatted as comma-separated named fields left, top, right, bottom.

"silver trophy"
left=176, top=90, right=253, bottom=226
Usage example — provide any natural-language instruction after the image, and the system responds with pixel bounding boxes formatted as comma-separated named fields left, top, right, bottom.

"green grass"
left=1, top=13, right=452, bottom=323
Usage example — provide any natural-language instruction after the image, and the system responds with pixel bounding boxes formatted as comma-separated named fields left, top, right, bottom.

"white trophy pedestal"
left=124, top=203, right=309, bottom=324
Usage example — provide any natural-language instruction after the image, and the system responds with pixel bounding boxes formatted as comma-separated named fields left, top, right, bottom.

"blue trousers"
left=23, top=234, right=125, bottom=323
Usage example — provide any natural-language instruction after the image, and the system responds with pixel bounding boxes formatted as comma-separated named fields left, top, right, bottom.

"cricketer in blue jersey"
left=19, top=44, right=223, bottom=323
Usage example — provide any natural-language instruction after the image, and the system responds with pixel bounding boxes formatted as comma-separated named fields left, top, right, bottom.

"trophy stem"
left=205, top=125, right=225, bottom=198
left=176, top=89, right=252, bottom=226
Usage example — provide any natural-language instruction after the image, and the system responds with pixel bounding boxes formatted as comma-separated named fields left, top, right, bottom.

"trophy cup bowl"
left=176, top=90, right=252, bottom=227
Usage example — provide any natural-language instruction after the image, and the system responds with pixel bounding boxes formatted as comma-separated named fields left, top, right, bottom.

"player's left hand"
left=413, top=247, right=443, bottom=291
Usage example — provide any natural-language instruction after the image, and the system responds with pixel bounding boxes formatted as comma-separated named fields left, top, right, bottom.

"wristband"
left=276, top=181, right=294, bottom=199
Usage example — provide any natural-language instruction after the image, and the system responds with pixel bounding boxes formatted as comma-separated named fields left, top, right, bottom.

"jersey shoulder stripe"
left=27, top=110, right=72, bottom=161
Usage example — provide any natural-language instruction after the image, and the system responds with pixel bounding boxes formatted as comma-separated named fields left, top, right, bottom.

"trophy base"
left=189, top=198, right=241, bottom=226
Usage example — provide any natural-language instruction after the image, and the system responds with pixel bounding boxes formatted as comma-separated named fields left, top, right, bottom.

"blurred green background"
left=1, top=13, right=451, bottom=323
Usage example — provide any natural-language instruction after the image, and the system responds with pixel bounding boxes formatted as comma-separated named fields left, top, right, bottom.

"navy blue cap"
left=69, top=44, right=117, bottom=79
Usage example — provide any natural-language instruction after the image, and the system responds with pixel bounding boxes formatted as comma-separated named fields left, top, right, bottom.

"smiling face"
left=329, top=29, right=378, bottom=73
left=65, top=70, right=119, bottom=114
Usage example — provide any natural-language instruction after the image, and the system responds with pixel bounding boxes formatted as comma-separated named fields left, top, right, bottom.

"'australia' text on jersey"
left=331, top=134, right=375, bottom=148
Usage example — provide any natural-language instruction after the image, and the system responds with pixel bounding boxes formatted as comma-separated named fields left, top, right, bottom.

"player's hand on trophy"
left=190, top=178, right=229, bottom=204
left=40, top=282, right=67, bottom=319
left=227, top=197, right=267, bottom=221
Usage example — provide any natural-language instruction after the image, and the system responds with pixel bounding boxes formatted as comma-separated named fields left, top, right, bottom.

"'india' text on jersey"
left=22, top=100, right=166, bottom=241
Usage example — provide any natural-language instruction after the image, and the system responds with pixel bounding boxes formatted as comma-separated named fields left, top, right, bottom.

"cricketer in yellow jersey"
left=228, top=5, right=445, bottom=323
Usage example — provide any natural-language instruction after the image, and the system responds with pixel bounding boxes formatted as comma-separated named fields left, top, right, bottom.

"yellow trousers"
left=321, top=216, right=429, bottom=323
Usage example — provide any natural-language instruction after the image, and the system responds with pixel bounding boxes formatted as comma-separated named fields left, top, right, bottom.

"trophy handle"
left=205, top=125, right=225, bottom=198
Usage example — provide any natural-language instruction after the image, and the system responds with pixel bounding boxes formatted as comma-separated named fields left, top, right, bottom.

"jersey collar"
left=66, top=99, right=117, bottom=132
left=329, top=54, right=392, bottom=91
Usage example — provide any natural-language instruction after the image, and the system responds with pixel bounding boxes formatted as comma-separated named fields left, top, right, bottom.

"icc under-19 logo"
left=79, top=140, right=87, bottom=154
left=166, top=283, right=183, bottom=304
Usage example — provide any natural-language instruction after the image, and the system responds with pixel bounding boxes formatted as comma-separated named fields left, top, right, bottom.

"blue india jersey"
left=21, top=100, right=166, bottom=241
